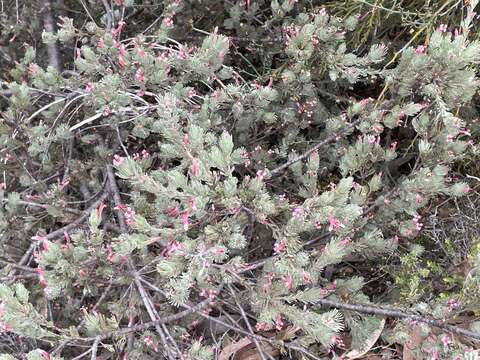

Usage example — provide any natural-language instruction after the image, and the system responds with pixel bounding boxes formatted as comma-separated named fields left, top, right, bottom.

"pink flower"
left=177, top=47, right=187, bottom=60
left=162, top=240, right=183, bottom=257
left=282, top=275, right=293, bottom=291
left=415, top=45, right=426, bottom=55
left=415, top=193, right=422, bottom=203
left=180, top=211, right=190, bottom=230
left=292, top=206, right=304, bottom=218
left=255, top=322, right=267, bottom=331
left=114, top=204, right=136, bottom=225
left=144, top=336, right=158, bottom=352
left=103, top=106, right=112, bottom=116
left=36, top=267, right=48, bottom=287
left=28, top=63, right=39, bottom=76
left=447, top=298, right=460, bottom=310
left=273, top=240, right=286, bottom=254
left=163, top=17, right=174, bottom=27
left=340, top=237, right=351, bottom=247
left=187, top=89, right=197, bottom=98
left=135, top=68, right=145, bottom=82
left=319, top=7, right=327, bottom=16
left=412, top=215, right=423, bottom=231
left=441, top=334, right=451, bottom=347
left=189, top=159, right=200, bottom=177
left=464, top=185, right=471, bottom=194
left=165, top=206, right=179, bottom=217
left=301, top=270, right=312, bottom=284
left=328, top=216, right=345, bottom=232
left=112, top=154, right=125, bottom=167
left=438, top=24, right=448, bottom=32
left=274, top=316, right=284, bottom=331
left=256, top=169, right=267, bottom=180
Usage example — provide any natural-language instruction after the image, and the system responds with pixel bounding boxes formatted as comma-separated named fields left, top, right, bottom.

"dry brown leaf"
left=219, top=337, right=253, bottom=360
left=402, top=324, right=424, bottom=360
left=219, top=336, right=280, bottom=360
left=344, top=318, right=386, bottom=359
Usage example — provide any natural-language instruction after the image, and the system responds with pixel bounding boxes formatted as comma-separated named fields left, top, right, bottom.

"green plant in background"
left=0, top=0, right=479, bottom=359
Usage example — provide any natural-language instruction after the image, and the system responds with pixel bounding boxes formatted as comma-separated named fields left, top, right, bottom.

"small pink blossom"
left=103, top=106, right=112, bottom=116
left=447, top=298, right=460, bottom=310
left=112, top=154, right=125, bottom=167
left=438, top=24, right=448, bottom=32
left=162, top=240, right=183, bottom=257
left=189, top=159, right=200, bottom=177
left=441, top=334, right=451, bottom=347
left=301, top=270, right=312, bottom=284
left=412, top=215, right=423, bottom=231
left=340, top=237, right=352, bottom=247
left=144, top=336, right=158, bottom=352
left=274, top=316, right=284, bottom=331
left=415, top=193, right=422, bottom=203
left=114, top=204, right=136, bottom=225
left=180, top=211, right=190, bottom=230
left=165, top=206, right=179, bottom=217
left=328, top=216, right=345, bottom=232
left=255, top=322, right=267, bottom=331
left=135, top=68, right=145, bottom=82
left=319, top=7, right=327, bottom=16
left=292, top=206, right=304, bottom=218
left=256, top=169, right=267, bottom=180
left=415, top=45, right=426, bottom=55
left=187, top=89, right=196, bottom=98
left=163, top=17, right=174, bottom=27
left=282, top=275, right=293, bottom=291
left=464, top=185, right=471, bottom=194
left=177, top=47, right=187, bottom=60
left=273, top=240, right=286, bottom=254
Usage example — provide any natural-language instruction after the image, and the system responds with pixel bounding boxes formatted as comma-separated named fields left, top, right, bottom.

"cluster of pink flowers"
left=415, top=45, right=426, bottom=55
left=412, top=215, right=423, bottom=231
left=132, top=150, right=150, bottom=161
left=328, top=215, right=345, bottom=232
left=256, top=169, right=267, bottom=180
left=200, top=288, right=218, bottom=301
left=161, top=240, right=183, bottom=257
left=282, top=24, right=299, bottom=46
left=273, top=240, right=286, bottom=254
left=255, top=321, right=267, bottom=331
left=144, top=336, right=158, bottom=352
left=112, top=154, right=125, bottom=166
left=447, top=298, right=460, bottom=311
left=274, top=315, right=284, bottom=330
left=282, top=274, right=293, bottom=291
left=163, top=17, right=174, bottom=28
left=292, top=206, right=304, bottom=218
left=114, top=204, right=136, bottom=225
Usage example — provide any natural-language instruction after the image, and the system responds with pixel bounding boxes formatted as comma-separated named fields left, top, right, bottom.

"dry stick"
left=269, top=118, right=362, bottom=176
left=40, top=0, right=61, bottom=72
left=90, top=336, right=101, bottom=360
left=315, top=298, right=480, bottom=341
left=104, top=162, right=176, bottom=360
left=227, top=284, right=272, bottom=360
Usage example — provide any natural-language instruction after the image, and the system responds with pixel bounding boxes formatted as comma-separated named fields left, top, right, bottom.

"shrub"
left=1, top=0, right=480, bottom=359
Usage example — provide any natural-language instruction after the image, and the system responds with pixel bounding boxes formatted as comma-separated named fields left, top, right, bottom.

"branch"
left=40, top=0, right=61, bottom=71
left=269, top=118, right=362, bottom=176
left=316, top=298, right=480, bottom=341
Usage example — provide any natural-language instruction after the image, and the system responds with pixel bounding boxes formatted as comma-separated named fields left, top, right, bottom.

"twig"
left=269, top=118, right=362, bottom=176
left=227, top=284, right=271, bottom=360
left=104, top=160, right=176, bottom=359
left=101, top=0, right=113, bottom=30
left=316, top=298, right=480, bottom=341
left=40, top=0, right=61, bottom=71
left=90, top=336, right=101, bottom=360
